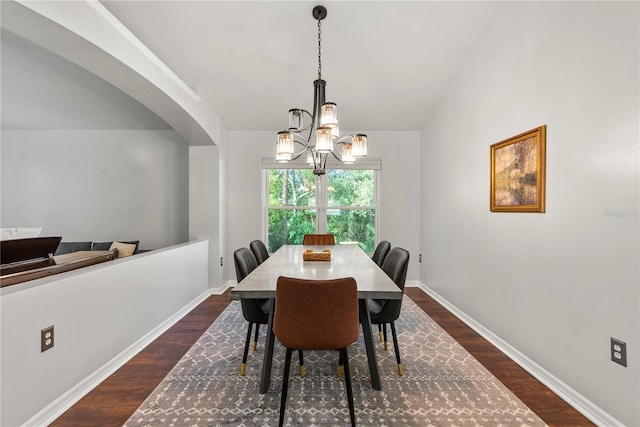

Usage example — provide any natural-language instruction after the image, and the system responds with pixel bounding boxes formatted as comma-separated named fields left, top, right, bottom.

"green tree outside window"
left=266, top=168, right=376, bottom=253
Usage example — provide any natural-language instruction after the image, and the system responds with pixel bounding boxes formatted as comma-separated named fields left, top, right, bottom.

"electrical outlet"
left=41, top=326, right=54, bottom=352
left=611, top=337, right=627, bottom=367
left=220, top=257, right=223, bottom=266
left=419, top=253, right=422, bottom=263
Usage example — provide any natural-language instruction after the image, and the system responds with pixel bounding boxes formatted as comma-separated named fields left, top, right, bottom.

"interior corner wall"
left=226, top=130, right=421, bottom=283
left=420, top=2, right=638, bottom=425
left=217, top=122, right=230, bottom=284
left=189, top=145, right=218, bottom=289
left=189, top=117, right=228, bottom=292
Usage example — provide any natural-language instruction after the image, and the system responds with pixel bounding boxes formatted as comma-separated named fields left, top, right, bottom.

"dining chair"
left=233, top=247, right=270, bottom=375
left=249, top=239, right=270, bottom=265
left=302, top=233, right=336, bottom=245
left=362, top=247, right=410, bottom=376
left=371, top=240, right=391, bottom=267
left=274, top=276, right=360, bottom=427
left=234, top=247, right=304, bottom=377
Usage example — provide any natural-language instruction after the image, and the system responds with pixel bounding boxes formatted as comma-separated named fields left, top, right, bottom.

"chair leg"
left=341, top=348, right=356, bottom=427
left=390, top=322, right=403, bottom=376
left=298, top=350, right=305, bottom=377
left=254, top=323, right=260, bottom=350
left=337, top=350, right=343, bottom=377
left=279, top=348, right=294, bottom=427
left=378, top=323, right=383, bottom=342
left=382, top=323, right=389, bottom=350
left=241, top=322, right=254, bottom=376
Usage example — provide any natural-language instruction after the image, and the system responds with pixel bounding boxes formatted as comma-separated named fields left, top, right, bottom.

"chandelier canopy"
left=275, top=5, right=368, bottom=175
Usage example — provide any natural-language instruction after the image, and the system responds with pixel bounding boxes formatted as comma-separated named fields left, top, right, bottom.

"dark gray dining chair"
left=371, top=240, right=391, bottom=267
left=234, top=247, right=303, bottom=377
left=249, top=239, right=270, bottom=265
left=368, top=247, right=410, bottom=375
left=233, top=247, right=270, bottom=375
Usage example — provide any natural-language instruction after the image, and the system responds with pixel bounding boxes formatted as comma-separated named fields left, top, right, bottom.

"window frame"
left=262, top=159, right=381, bottom=253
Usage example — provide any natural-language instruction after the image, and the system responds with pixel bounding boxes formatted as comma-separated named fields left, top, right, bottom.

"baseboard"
left=416, top=282, right=623, bottom=427
left=24, top=288, right=215, bottom=427
left=212, top=281, right=233, bottom=294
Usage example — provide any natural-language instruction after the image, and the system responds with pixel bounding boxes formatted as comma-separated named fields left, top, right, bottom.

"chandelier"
left=275, top=5, right=368, bottom=175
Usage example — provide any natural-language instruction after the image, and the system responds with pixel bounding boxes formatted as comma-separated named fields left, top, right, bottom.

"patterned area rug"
left=124, top=297, right=546, bottom=427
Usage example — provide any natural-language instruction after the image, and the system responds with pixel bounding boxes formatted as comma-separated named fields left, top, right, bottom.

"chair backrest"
left=302, top=234, right=336, bottom=245
left=249, top=240, right=270, bottom=265
left=274, top=276, right=359, bottom=350
left=371, top=240, right=391, bottom=267
left=234, top=247, right=269, bottom=323
left=234, top=247, right=258, bottom=283
left=381, top=247, right=410, bottom=291
left=377, top=247, right=410, bottom=321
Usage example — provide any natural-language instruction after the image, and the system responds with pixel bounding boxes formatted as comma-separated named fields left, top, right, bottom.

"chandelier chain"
left=317, top=17, right=322, bottom=80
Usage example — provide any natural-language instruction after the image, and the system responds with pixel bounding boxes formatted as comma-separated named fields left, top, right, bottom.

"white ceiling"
left=100, top=1, right=505, bottom=131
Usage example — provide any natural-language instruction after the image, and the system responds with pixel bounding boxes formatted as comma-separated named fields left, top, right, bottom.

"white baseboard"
left=212, top=281, right=233, bottom=294
left=24, top=288, right=215, bottom=427
left=416, top=282, right=622, bottom=427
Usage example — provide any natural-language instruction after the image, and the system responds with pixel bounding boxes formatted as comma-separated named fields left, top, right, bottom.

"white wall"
left=217, top=122, right=230, bottom=282
left=226, top=130, right=269, bottom=278
left=0, top=29, right=170, bottom=130
left=226, top=130, right=421, bottom=282
left=1, top=29, right=189, bottom=250
left=1, top=129, right=189, bottom=249
left=189, top=145, right=224, bottom=290
left=0, top=241, right=210, bottom=426
left=420, top=2, right=639, bottom=425
left=369, top=130, right=421, bottom=280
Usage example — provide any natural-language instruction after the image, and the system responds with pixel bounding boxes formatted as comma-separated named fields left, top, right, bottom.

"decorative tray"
left=302, top=249, right=331, bottom=261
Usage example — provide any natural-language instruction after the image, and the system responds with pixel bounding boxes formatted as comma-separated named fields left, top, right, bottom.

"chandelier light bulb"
left=288, top=109, right=304, bottom=131
left=331, top=122, right=340, bottom=138
left=306, top=150, right=315, bottom=165
left=320, top=102, right=338, bottom=127
left=276, top=131, right=294, bottom=162
left=341, top=143, right=355, bottom=164
left=316, top=127, right=333, bottom=152
left=351, top=133, right=368, bottom=157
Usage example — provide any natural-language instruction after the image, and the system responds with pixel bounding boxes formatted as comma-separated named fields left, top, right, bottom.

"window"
left=265, top=168, right=378, bottom=253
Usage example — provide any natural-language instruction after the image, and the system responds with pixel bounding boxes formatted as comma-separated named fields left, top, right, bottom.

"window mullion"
left=316, top=174, right=327, bottom=233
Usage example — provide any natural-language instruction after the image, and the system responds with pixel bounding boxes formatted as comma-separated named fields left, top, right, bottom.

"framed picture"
left=490, top=125, right=546, bottom=212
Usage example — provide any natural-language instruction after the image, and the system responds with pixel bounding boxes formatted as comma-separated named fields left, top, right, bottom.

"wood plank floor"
left=51, top=287, right=593, bottom=427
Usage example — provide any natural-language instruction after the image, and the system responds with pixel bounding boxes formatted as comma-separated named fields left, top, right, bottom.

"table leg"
left=359, top=298, right=382, bottom=390
left=259, top=298, right=276, bottom=394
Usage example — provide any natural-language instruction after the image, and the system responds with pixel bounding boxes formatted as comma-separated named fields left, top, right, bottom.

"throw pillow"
left=110, top=241, right=137, bottom=258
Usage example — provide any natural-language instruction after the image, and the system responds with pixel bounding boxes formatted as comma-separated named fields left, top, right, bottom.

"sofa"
left=54, top=240, right=141, bottom=257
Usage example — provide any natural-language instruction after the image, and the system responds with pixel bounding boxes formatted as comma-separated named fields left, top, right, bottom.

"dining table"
left=230, top=244, right=402, bottom=393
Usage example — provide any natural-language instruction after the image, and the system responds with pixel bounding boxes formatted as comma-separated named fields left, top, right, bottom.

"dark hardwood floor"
left=51, top=287, right=593, bottom=427
left=404, top=288, right=593, bottom=427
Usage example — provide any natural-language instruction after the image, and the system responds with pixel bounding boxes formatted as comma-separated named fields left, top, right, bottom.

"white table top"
left=230, top=244, right=402, bottom=300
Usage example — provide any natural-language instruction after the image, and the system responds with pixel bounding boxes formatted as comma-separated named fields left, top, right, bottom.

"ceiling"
left=100, top=1, right=505, bottom=132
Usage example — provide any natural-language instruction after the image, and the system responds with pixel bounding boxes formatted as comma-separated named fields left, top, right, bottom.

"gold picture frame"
left=490, top=125, right=546, bottom=212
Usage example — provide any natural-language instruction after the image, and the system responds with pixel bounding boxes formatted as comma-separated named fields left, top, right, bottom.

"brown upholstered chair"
left=302, top=233, right=336, bottom=245
left=274, top=276, right=359, bottom=427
